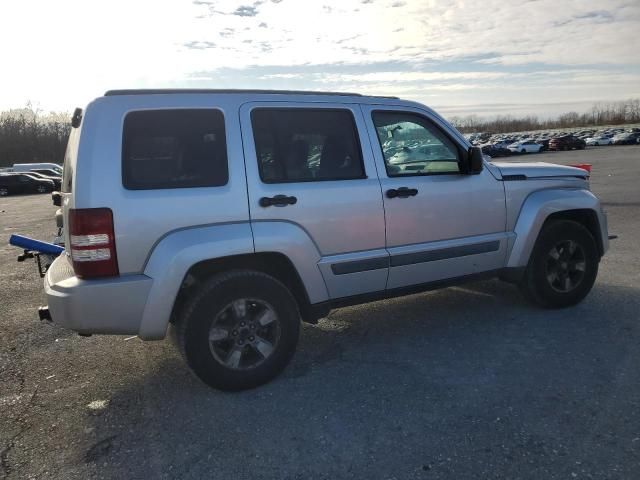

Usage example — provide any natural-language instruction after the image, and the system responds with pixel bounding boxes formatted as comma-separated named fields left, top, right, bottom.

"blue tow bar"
left=9, top=234, right=64, bottom=256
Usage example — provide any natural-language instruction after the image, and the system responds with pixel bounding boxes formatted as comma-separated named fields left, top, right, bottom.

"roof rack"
left=104, top=89, right=367, bottom=97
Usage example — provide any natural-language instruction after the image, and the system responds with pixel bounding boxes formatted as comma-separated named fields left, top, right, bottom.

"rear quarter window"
left=122, top=109, right=228, bottom=190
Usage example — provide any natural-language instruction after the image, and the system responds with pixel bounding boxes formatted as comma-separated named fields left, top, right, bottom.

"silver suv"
left=44, top=89, right=608, bottom=390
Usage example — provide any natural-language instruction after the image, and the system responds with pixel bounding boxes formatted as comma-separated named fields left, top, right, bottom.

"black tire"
left=594, top=142, right=599, bottom=146
left=0, top=187, right=8, bottom=196
left=36, top=185, right=47, bottom=193
left=519, top=220, right=599, bottom=308
left=521, top=149, right=526, bottom=154
left=175, top=270, right=300, bottom=391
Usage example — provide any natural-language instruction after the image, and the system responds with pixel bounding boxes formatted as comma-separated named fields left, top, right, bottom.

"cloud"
left=184, top=40, right=216, bottom=49
left=232, top=5, right=258, bottom=16
left=575, top=10, right=614, bottom=22
left=1, top=0, right=639, bottom=114
left=219, top=27, right=235, bottom=37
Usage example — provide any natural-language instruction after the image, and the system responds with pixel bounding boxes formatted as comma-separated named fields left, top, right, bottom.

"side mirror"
left=52, top=191, right=61, bottom=207
left=465, top=146, right=484, bottom=174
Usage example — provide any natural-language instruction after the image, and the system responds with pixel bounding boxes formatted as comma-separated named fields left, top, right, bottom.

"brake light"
left=571, top=163, right=592, bottom=174
left=68, top=208, right=119, bottom=278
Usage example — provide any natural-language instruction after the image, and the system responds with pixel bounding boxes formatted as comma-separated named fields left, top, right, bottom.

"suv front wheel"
left=519, top=220, right=599, bottom=308
left=174, top=270, right=300, bottom=391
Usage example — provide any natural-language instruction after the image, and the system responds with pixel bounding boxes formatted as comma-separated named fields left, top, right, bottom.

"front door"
left=361, top=105, right=509, bottom=289
left=240, top=102, right=388, bottom=299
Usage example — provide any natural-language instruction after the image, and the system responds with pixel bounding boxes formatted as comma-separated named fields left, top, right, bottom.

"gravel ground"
left=1, top=146, right=639, bottom=480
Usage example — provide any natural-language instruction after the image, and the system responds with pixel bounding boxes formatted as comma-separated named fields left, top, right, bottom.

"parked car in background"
left=30, top=169, right=63, bottom=178
left=12, top=163, right=63, bottom=175
left=612, top=132, right=640, bottom=145
left=549, top=135, right=586, bottom=151
left=25, top=171, right=62, bottom=190
left=491, top=140, right=512, bottom=149
left=481, top=144, right=511, bottom=157
left=536, top=139, right=550, bottom=151
left=586, top=136, right=613, bottom=146
left=0, top=173, right=55, bottom=196
left=507, top=140, right=543, bottom=154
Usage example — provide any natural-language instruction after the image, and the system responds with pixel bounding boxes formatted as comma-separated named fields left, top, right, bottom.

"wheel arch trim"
left=139, top=223, right=255, bottom=339
left=138, top=221, right=328, bottom=340
left=506, top=188, right=608, bottom=268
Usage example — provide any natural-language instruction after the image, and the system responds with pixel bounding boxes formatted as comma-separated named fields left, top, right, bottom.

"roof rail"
left=104, top=89, right=366, bottom=97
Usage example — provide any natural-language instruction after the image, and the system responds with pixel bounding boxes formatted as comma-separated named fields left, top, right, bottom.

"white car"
left=585, top=136, right=612, bottom=146
left=12, top=163, right=63, bottom=175
left=507, top=140, right=543, bottom=154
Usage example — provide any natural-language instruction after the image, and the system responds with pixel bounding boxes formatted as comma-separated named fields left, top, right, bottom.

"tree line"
left=449, top=98, right=640, bottom=134
left=1, top=98, right=639, bottom=168
left=0, top=104, right=70, bottom=168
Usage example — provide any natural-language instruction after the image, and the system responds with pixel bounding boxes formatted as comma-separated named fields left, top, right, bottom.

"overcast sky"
left=1, top=0, right=639, bottom=118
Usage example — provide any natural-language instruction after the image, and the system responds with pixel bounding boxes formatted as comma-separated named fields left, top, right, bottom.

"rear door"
left=240, top=102, right=388, bottom=299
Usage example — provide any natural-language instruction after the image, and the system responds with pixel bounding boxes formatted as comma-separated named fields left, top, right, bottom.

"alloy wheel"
left=545, top=240, right=586, bottom=293
left=208, top=298, right=281, bottom=370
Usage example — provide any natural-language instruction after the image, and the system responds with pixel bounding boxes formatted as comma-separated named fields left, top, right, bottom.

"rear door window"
left=122, top=109, right=228, bottom=190
left=251, top=109, right=365, bottom=183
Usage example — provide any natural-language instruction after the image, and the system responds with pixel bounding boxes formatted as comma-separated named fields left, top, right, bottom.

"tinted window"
left=251, top=109, right=365, bottom=183
left=372, top=112, right=460, bottom=176
left=0, top=176, right=16, bottom=185
left=122, top=109, right=228, bottom=190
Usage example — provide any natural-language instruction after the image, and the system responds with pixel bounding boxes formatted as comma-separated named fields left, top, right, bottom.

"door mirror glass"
left=467, top=146, right=484, bottom=174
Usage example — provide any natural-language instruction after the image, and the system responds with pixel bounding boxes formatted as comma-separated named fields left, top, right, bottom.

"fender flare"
left=251, top=220, right=329, bottom=305
left=138, top=223, right=254, bottom=339
left=506, top=188, right=607, bottom=268
left=137, top=221, right=329, bottom=340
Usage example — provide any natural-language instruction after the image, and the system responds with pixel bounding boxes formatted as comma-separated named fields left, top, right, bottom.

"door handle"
left=386, top=187, right=418, bottom=199
left=259, top=195, right=298, bottom=207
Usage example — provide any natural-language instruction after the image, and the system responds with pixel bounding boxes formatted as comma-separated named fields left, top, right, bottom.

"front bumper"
left=44, top=254, right=152, bottom=335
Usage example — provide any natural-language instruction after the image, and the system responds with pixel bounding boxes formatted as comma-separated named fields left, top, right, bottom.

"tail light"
left=68, top=208, right=119, bottom=278
left=570, top=163, right=592, bottom=179
left=571, top=163, right=592, bottom=174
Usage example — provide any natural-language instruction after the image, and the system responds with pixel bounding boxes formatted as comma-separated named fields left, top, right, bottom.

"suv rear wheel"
left=175, top=270, right=300, bottom=391
left=519, top=220, right=599, bottom=308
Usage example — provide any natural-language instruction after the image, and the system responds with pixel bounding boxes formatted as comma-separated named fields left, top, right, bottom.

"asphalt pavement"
left=1, top=145, right=639, bottom=479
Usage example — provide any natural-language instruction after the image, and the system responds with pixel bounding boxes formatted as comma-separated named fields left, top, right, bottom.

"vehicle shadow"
left=80, top=279, right=640, bottom=479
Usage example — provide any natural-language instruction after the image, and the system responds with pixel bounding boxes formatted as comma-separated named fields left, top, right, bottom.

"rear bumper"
left=44, top=254, right=152, bottom=336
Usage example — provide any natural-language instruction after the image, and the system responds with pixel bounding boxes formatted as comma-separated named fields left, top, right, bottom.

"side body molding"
left=506, top=188, right=608, bottom=268
left=139, top=223, right=254, bottom=339
left=251, top=221, right=329, bottom=305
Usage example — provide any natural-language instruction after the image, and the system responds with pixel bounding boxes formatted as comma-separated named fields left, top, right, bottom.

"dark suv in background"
left=549, top=135, right=586, bottom=151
